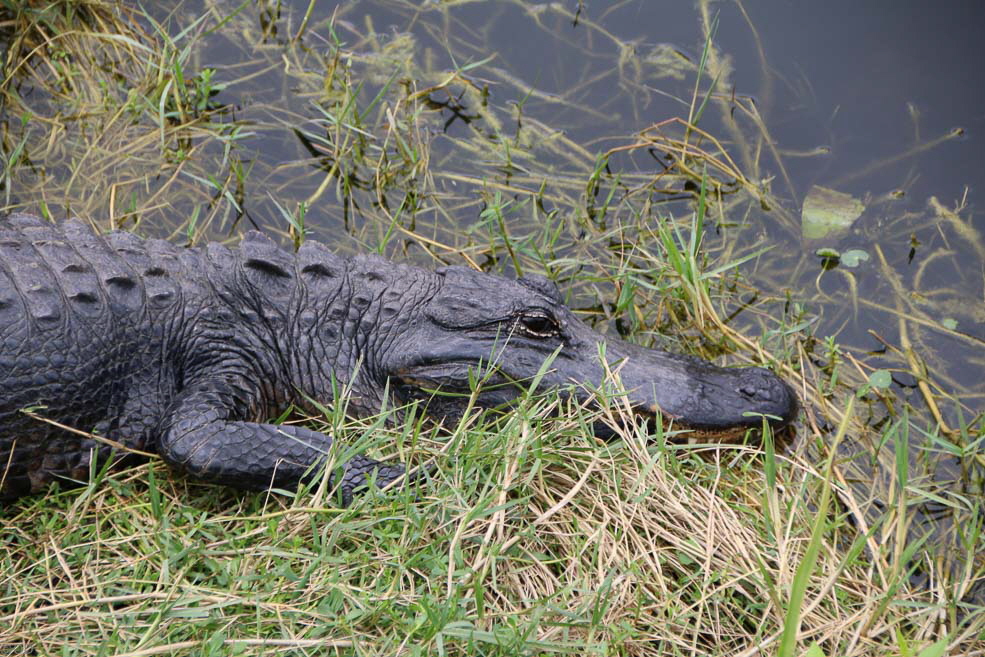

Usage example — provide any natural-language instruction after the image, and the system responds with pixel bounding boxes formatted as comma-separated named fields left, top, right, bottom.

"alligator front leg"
left=157, top=379, right=409, bottom=505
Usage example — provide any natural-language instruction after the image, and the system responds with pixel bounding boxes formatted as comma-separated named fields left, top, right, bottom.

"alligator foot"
left=332, top=454, right=430, bottom=506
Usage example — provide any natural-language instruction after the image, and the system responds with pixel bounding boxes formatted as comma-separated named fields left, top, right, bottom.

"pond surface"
left=1, top=0, right=982, bottom=553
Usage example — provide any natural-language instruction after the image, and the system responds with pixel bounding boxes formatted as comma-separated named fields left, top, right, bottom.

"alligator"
left=0, top=214, right=797, bottom=504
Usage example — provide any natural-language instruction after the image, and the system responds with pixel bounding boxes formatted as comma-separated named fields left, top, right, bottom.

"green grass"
left=1, top=1, right=982, bottom=655
left=4, top=394, right=980, bottom=655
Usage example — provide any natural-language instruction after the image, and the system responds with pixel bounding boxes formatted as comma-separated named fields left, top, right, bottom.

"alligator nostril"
left=739, top=383, right=766, bottom=400
left=737, top=368, right=785, bottom=402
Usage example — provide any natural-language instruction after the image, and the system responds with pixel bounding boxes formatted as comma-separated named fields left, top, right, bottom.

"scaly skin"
left=0, top=214, right=797, bottom=503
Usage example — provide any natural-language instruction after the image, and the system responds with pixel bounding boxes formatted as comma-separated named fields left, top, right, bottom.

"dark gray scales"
left=0, top=214, right=797, bottom=504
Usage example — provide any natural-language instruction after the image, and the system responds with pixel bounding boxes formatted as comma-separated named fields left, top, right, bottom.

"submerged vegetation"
left=1, top=1, right=981, bottom=655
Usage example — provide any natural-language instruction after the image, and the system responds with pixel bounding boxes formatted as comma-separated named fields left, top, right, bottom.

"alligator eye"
left=517, top=312, right=560, bottom=338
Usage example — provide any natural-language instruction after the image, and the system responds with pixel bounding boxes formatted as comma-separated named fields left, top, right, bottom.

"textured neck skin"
left=284, top=248, right=440, bottom=419
left=201, top=236, right=442, bottom=422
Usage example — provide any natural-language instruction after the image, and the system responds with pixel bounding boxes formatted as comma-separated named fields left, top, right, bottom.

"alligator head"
left=383, top=265, right=797, bottom=437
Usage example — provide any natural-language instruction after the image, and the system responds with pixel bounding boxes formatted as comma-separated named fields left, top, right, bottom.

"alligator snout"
left=735, top=367, right=799, bottom=424
left=591, top=338, right=798, bottom=436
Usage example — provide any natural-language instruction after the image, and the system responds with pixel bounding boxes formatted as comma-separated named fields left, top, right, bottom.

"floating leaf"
left=941, top=317, right=958, bottom=330
left=868, top=370, right=892, bottom=389
left=802, top=185, right=866, bottom=240
left=840, top=248, right=870, bottom=267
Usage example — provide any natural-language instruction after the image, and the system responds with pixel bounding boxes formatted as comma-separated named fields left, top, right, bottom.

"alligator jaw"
left=391, top=346, right=798, bottom=439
